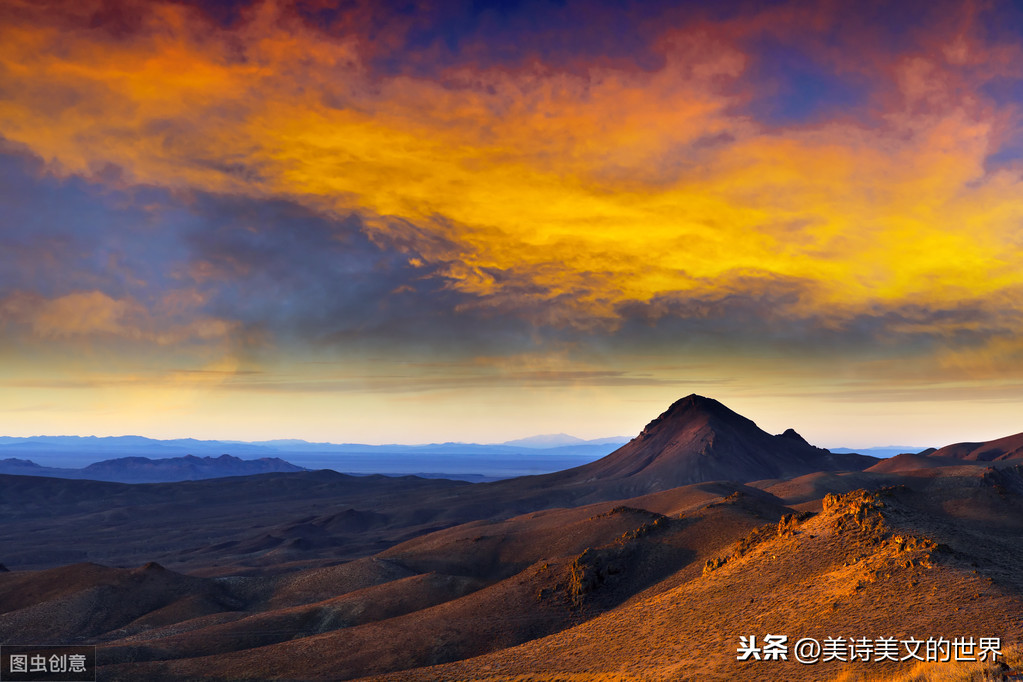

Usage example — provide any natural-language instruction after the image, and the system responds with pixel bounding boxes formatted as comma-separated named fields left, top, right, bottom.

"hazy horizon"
left=0, top=426, right=932, bottom=454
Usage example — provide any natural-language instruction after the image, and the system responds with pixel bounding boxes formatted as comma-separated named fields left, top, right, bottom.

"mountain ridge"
left=928, top=431, right=1023, bottom=461
left=0, top=454, right=306, bottom=484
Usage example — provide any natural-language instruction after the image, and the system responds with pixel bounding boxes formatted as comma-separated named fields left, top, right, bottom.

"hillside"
left=927, top=432, right=1023, bottom=462
left=377, top=467, right=1023, bottom=681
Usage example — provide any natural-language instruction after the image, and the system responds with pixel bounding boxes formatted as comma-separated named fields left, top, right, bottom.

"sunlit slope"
left=381, top=469, right=1023, bottom=681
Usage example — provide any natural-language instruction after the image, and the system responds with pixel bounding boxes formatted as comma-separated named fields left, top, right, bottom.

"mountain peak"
left=667, top=393, right=725, bottom=413
left=571, top=394, right=877, bottom=491
left=778, top=428, right=810, bottom=445
left=637, top=394, right=755, bottom=440
left=502, top=433, right=587, bottom=448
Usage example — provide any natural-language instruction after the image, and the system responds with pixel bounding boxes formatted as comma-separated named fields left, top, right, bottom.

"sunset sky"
left=2, top=0, right=1023, bottom=448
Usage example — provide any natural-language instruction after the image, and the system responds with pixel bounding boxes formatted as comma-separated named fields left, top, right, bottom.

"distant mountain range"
left=0, top=434, right=634, bottom=480
left=6, top=411, right=994, bottom=489
left=0, top=433, right=630, bottom=455
left=0, top=454, right=306, bottom=483
left=828, top=445, right=931, bottom=458
left=500, top=433, right=630, bottom=448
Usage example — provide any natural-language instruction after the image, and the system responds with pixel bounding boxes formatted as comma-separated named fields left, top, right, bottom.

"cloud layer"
left=2, top=0, right=1023, bottom=442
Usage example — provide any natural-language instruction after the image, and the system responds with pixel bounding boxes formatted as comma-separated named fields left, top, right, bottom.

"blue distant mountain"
left=828, top=446, right=931, bottom=459
left=0, top=434, right=925, bottom=480
left=0, top=454, right=305, bottom=483
left=501, top=433, right=588, bottom=448
left=0, top=434, right=633, bottom=480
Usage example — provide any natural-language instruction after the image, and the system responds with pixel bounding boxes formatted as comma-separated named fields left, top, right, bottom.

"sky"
left=2, top=0, right=1023, bottom=447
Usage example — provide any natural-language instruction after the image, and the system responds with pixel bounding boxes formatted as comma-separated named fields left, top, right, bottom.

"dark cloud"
left=286, top=0, right=675, bottom=74
left=176, top=193, right=544, bottom=357
left=0, top=145, right=187, bottom=301
left=0, top=143, right=564, bottom=360
left=739, top=38, right=876, bottom=127
left=165, top=0, right=254, bottom=29
left=599, top=276, right=1023, bottom=365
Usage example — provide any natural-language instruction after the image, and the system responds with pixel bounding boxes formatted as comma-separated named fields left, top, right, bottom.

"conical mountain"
left=563, top=394, right=875, bottom=490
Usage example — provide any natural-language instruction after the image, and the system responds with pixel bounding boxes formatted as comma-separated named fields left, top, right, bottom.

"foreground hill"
left=378, top=466, right=1023, bottom=681
left=67, top=483, right=797, bottom=680
left=6, top=462, right=1007, bottom=681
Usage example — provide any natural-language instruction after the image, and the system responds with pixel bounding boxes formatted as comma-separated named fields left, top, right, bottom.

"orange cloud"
left=0, top=290, right=237, bottom=345
left=29, top=291, right=140, bottom=339
left=2, top=0, right=1022, bottom=341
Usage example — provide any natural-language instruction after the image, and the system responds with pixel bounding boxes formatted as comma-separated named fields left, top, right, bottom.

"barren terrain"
left=2, top=396, right=1021, bottom=681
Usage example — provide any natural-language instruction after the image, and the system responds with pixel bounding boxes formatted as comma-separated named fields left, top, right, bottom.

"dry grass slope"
left=373, top=482, right=1023, bottom=682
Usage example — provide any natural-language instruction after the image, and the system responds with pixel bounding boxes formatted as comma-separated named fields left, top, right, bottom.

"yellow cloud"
left=2, top=1, right=1022, bottom=337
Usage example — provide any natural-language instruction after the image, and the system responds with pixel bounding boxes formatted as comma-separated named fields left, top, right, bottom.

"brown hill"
left=377, top=466, right=1023, bottom=681
left=552, top=395, right=876, bottom=493
left=0, top=562, right=244, bottom=644
left=95, top=482, right=794, bottom=680
left=865, top=432, right=1023, bottom=474
left=80, top=464, right=1023, bottom=680
left=866, top=452, right=985, bottom=474
left=927, top=431, right=1023, bottom=462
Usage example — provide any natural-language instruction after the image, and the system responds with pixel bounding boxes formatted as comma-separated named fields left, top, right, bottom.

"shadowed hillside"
left=561, top=394, right=876, bottom=489
left=927, top=431, right=1023, bottom=462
